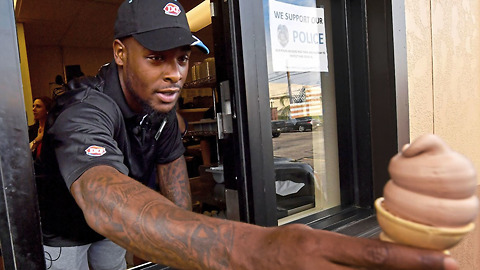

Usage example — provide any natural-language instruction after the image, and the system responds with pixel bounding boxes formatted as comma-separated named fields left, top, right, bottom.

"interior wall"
left=26, top=46, right=63, bottom=98
left=405, top=0, right=480, bottom=269
left=63, top=47, right=113, bottom=78
left=27, top=45, right=112, bottom=99
left=16, top=23, right=34, bottom=125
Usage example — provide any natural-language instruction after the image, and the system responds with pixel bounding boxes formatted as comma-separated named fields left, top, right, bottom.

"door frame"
left=0, top=0, right=45, bottom=268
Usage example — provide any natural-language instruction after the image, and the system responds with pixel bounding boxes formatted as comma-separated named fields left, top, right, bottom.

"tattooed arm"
left=71, top=165, right=458, bottom=270
left=71, top=165, right=241, bottom=269
left=156, top=156, right=192, bottom=210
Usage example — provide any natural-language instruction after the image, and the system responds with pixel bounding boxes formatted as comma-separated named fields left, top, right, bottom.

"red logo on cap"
left=85, top=145, right=106, bottom=157
left=164, top=3, right=181, bottom=16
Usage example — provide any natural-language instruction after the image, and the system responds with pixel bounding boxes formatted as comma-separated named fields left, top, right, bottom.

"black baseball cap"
left=114, top=0, right=209, bottom=54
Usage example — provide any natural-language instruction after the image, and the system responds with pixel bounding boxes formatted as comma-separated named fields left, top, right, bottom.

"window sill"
left=288, top=205, right=381, bottom=238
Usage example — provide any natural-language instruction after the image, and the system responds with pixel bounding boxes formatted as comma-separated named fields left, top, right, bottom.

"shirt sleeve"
left=48, top=95, right=129, bottom=189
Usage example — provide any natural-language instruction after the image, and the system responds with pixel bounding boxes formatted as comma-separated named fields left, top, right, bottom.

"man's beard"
left=124, top=80, right=155, bottom=115
left=124, top=75, right=176, bottom=124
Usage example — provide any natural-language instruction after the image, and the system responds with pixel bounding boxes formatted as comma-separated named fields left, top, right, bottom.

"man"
left=39, top=0, right=459, bottom=269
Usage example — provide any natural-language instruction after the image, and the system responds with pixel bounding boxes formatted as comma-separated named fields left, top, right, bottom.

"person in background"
left=29, top=96, right=53, bottom=160
left=37, top=0, right=458, bottom=269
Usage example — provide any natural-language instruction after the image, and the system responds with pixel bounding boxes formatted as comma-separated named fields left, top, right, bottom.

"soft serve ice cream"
left=383, top=134, right=478, bottom=228
left=376, top=134, right=479, bottom=250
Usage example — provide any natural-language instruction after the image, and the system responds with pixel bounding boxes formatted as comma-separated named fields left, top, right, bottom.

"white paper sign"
left=269, top=0, right=328, bottom=72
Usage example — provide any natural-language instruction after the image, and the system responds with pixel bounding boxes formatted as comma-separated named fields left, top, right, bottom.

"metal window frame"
left=0, top=0, right=46, bottom=269
left=222, top=0, right=403, bottom=230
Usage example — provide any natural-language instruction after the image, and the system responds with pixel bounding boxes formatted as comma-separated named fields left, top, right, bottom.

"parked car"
left=284, top=116, right=321, bottom=132
left=273, top=157, right=316, bottom=219
left=271, top=120, right=285, bottom=137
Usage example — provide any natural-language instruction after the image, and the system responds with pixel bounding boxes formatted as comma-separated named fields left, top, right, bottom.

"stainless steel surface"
left=218, top=80, right=233, bottom=137
left=392, top=0, right=410, bottom=148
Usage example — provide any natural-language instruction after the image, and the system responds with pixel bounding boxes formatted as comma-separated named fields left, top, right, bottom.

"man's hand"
left=239, top=224, right=459, bottom=270
left=71, top=165, right=458, bottom=270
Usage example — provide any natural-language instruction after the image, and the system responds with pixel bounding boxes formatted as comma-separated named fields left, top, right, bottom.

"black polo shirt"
left=38, top=61, right=185, bottom=246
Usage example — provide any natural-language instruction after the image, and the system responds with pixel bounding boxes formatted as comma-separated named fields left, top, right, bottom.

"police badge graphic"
left=277, top=24, right=289, bottom=47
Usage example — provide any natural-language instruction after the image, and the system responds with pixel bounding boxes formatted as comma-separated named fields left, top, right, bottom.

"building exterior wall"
left=405, top=0, right=480, bottom=268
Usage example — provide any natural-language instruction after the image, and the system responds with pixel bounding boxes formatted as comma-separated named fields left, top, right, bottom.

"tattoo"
left=157, top=156, right=192, bottom=210
left=74, top=165, right=235, bottom=269
left=139, top=201, right=234, bottom=268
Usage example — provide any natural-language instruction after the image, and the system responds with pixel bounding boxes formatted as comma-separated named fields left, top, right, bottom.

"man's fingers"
left=358, top=240, right=457, bottom=270
left=322, top=232, right=457, bottom=270
left=443, top=257, right=460, bottom=270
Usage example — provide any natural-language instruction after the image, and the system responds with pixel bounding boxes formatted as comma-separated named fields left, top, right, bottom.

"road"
left=272, top=128, right=324, bottom=168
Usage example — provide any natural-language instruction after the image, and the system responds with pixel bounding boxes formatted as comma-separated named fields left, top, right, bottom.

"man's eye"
left=148, top=56, right=163, bottom=61
left=179, top=55, right=189, bottom=62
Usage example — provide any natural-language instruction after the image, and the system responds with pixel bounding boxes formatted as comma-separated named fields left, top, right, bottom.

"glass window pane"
left=263, top=0, right=341, bottom=224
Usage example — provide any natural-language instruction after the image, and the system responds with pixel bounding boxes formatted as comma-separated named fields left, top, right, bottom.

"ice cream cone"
left=375, top=197, right=475, bottom=251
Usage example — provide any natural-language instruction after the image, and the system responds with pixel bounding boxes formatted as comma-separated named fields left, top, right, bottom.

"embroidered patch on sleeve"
left=85, top=145, right=106, bottom=157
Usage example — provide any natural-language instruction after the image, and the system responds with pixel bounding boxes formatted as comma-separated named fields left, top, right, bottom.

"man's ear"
left=113, top=39, right=126, bottom=66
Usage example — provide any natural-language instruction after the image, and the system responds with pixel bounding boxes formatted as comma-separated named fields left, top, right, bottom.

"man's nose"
left=163, top=62, right=182, bottom=83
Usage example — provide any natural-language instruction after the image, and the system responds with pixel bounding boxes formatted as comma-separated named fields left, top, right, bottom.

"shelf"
left=187, top=118, right=217, bottom=137
left=183, top=76, right=216, bottom=89
left=185, top=130, right=217, bottom=137
left=178, top=108, right=210, bottom=113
